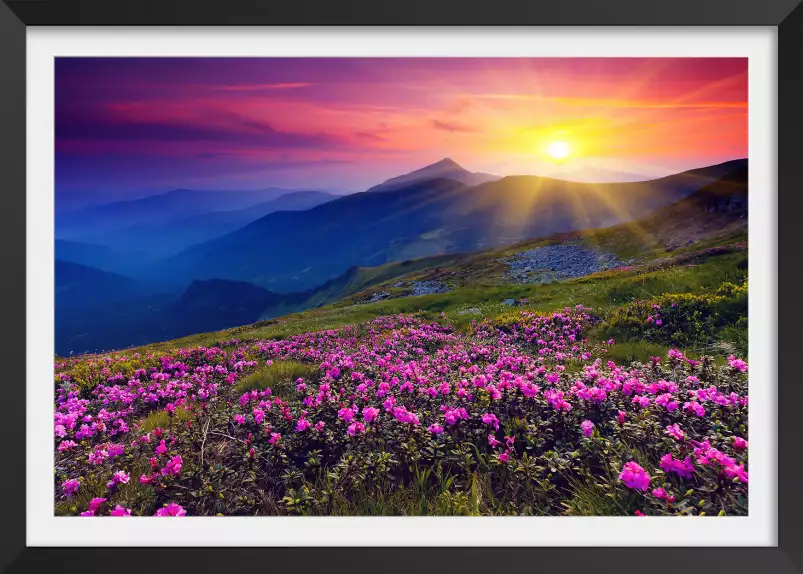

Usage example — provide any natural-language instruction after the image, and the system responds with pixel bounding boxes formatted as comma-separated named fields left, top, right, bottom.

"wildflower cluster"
left=54, top=308, right=748, bottom=516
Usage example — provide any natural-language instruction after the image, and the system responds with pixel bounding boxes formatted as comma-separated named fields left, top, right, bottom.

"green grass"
left=595, top=339, right=669, bottom=365
left=234, top=360, right=319, bottom=398
left=119, top=244, right=747, bottom=361
left=138, top=405, right=193, bottom=433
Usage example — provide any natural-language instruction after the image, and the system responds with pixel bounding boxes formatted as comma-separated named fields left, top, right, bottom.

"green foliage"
left=601, top=281, right=747, bottom=351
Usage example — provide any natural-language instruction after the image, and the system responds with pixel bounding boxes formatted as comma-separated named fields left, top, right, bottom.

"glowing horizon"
left=55, top=57, right=747, bottom=207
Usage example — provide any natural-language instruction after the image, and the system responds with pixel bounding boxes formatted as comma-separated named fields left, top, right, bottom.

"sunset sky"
left=55, top=57, right=747, bottom=207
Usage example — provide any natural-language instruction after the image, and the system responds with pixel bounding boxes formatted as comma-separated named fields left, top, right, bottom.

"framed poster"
left=0, top=1, right=800, bottom=573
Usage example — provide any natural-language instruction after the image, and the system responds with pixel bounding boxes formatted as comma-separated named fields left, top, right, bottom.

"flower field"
left=54, top=306, right=748, bottom=517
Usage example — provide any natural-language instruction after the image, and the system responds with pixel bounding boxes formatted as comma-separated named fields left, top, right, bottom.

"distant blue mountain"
left=55, top=240, right=157, bottom=276
left=67, top=189, right=336, bottom=257
left=55, top=186, right=325, bottom=239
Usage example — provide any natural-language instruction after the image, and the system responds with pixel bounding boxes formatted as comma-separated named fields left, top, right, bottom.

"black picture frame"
left=0, top=1, right=800, bottom=572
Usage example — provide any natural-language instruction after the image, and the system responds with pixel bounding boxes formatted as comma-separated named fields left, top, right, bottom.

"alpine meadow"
left=54, top=57, right=749, bottom=518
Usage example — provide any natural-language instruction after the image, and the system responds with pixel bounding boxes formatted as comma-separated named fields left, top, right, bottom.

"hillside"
left=162, top=159, right=747, bottom=293
left=55, top=260, right=158, bottom=312
left=54, top=255, right=462, bottom=356
left=58, top=166, right=747, bottom=358
left=55, top=162, right=748, bottom=357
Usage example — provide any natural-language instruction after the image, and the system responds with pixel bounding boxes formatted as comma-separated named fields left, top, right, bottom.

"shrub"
left=602, top=282, right=747, bottom=350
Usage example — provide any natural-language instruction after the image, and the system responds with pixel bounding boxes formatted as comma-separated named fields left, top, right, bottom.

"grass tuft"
left=234, top=360, right=319, bottom=398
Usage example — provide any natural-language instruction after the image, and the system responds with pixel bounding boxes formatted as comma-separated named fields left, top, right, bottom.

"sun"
left=546, top=140, right=572, bottom=161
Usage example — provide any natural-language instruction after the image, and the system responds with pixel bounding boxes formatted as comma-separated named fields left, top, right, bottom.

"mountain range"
left=54, top=157, right=748, bottom=355
left=159, top=158, right=747, bottom=293
left=56, top=186, right=335, bottom=238
left=65, top=190, right=337, bottom=258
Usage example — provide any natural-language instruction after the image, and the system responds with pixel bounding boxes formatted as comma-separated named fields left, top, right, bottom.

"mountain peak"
left=367, top=158, right=498, bottom=193
left=429, top=157, right=463, bottom=170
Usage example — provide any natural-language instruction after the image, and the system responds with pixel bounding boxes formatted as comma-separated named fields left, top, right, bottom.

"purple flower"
left=62, top=478, right=80, bottom=497
left=580, top=420, right=595, bottom=438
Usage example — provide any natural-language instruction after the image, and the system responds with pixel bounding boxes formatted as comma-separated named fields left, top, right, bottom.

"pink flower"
left=347, top=421, right=365, bottom=436
left=392, top=406, right=420, bottom=425
left=233, top=414, right=245, bottom=425
left=107, top=470, right=130, bottom=488
left=110, top=505, right=132, bottom=516
left=155, top=439, right=167, bottom=456
left=154, top=502, right=186, bottom=516
left=481, top=413, right=500, bottom=431
left=723, top=463, right=749, bottom=483
left=81, top=497, right=107, bottom=515
left=362, top=407, right=379, bottom=423
left=428, top=423, right=445, bottom=435
left=498, top=452, right=510, bottom=463
left=61, top=478, right=80, bottom=497
left=139, top=473, right=158, bottom=485
left=683, top=401, right=706, bottom=417
left=314, top=421, right=325, bottom=432
left=268, top=432, right=281, bottom=444
left=338, top=407, right=355, bottom=423
left=488, top=434, right=502, bottom=448
left=652, top=488, right=676, bottom=503
left=580, top=420, right=594, bottom=438
left=732, top=436, right=748, bottom=451
left=161, top=455, right=183, bottom=476
left=664, top=424, right=685, bottom=441
left=296, top=418, right=311, bottom=432
left=728, top=355, right=748, bottom=372
left=616, top=410, right=627, bottom=425
left=619, top=461, right=651, bottom=491
left=252, top=408, right=265, bottom=424
left=58, top=440, right=78, bottom=452
left=655, top=393, right=678, bottom=412
left=660, top=453, right=695, bottom=479
left=634, top=510, right=645, bottom=516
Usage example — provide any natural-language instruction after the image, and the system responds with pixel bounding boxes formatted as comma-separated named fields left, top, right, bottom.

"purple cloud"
left=431, top=119, right=476, bottom=133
